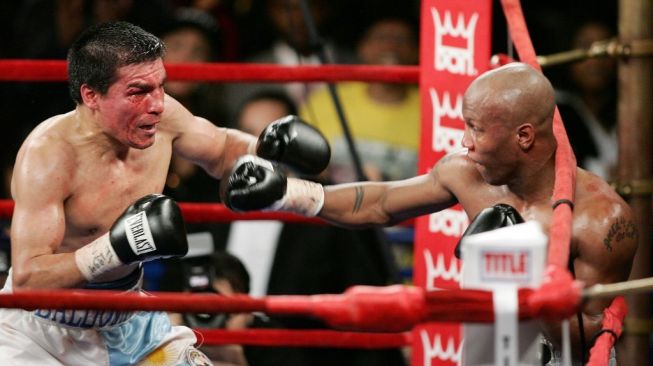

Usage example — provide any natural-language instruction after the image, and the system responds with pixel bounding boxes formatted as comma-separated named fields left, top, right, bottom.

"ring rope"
left=0, top=199, right=320, bottom=224
left=0, top=199, right=323, bottom=224
left=0, top=284, right=581, bottom=332
left=587, top=297, right=627, bottom=365
left=500, top=1, right=622, bottom=364
left=194, top=328, right=411, bottom=349
left=0, top=199, right=416, bottom=227
left=500, top=0, right=577, bottom=270
left=178, top=202, right=324, bottom=224
left=583, top=276, right=653, bottom=299
left=0, top=60, right=418, bottom=84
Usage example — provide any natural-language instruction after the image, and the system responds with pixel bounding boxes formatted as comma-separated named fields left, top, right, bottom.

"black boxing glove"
left=75, top=194, right=188, bottom=281
left=221, top=155, right=324, bottom=216
left=256, top=115, right=331, bottom=175
left=454, top=203, right=524, bottom=259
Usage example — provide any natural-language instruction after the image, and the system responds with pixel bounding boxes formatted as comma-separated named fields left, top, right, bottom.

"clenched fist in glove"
left=221, top=155, right=325, bottom=216
left=256, top=115, right=331, bottom=175
left=454, top=203, right=524, bottom=259
left=75, top=194, right=189, bottom=281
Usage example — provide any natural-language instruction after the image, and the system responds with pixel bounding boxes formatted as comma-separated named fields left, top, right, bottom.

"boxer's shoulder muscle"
left=160, top=94, right=198, bottom=134
left=574, top=168, right=631, bottom=226
left=572, top=169, right=637, bottom=280
left=13, top=113, right=77, bottom=199
left=432, top=150, right=485, bottom=195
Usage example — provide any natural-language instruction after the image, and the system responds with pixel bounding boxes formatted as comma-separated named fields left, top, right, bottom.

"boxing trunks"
left=0, top=267, right=212, bottom=366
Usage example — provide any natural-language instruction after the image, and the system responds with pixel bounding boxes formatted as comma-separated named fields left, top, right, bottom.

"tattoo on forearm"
left=603, top=217, right=638, bottom=252
left=352, top=186, right=364, bottom=214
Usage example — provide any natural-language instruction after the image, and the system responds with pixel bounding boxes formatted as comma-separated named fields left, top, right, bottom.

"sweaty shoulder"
left=575, top=169, right=630, bottom=220
left=573, top=169, right=637, bottom=259
left=431, top=149, right=482, bottom=189
left=159, top=94, right=195, bottom=133
left=12, top=114, right=76, bottom=199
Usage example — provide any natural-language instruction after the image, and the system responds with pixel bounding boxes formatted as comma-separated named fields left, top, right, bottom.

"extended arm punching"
left=169, top=96, right=330, bottom=179
left=221, top=153, right=459, bottom=227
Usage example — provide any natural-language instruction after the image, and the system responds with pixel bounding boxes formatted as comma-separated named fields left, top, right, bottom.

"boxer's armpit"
left=602, top=217, right=638, bottom=252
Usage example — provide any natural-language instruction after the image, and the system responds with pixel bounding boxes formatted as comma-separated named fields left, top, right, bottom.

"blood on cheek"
left=127, top=93, right=147, bottom=104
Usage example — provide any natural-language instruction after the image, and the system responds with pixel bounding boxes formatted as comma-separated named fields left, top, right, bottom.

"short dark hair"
left=239, top=90, right=298, bottom=118
left=67, top=21, right=166, bottom=104
left=161, top=7, right=221, bottom=60
left=211, top=251, right=251, bottom=294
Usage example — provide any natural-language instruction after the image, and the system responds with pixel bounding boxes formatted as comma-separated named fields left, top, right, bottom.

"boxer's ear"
left=80, top=84, right=98, bottom=109
left=516, top=123, right=534, bottom=150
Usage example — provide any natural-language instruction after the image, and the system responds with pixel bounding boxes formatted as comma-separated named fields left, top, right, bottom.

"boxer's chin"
left=128, top=135, right=156, bottom=150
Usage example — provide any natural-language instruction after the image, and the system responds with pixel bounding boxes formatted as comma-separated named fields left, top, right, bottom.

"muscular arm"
left=544, top=197, right=638, bottom=359
left=10, top=137, right=84, bottom=289
left=319, top=156, right=459, bottom=227
left=166, top=96, right=257, bottom=179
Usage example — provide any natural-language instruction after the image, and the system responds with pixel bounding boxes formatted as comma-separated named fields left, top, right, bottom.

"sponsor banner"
left=415, top=0, right=491, bottom=365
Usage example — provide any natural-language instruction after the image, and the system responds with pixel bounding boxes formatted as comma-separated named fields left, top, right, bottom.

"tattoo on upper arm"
left=603, top=217, right=638, bottom=252
left=352, top=186, right=364, bottom=214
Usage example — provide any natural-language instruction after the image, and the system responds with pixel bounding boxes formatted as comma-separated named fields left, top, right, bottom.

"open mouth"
left=139, top=123, right=157, bottom=132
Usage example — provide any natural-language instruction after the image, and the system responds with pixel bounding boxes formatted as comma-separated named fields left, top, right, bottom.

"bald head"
left=465, top=63, right=555, bottom=130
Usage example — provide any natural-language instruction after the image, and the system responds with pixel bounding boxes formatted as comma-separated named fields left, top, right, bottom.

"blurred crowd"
left=0, top=0, right=619, bottom=196
left=0, top=1, right=620, bottom=364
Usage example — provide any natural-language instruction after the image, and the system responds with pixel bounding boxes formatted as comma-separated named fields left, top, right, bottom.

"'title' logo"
left=481, top=249, right=531, bottom=283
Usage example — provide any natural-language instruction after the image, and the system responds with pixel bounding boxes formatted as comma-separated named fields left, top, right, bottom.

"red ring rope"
left=588, top=297, right=627, bottom=366
left=500, top=1, right=624, bottom=364
left=178, top=202, right=324, bottom=224
left=195, top=328, right=411, bottom=349
left=0, top=284, right=580, bottom=332
left=0, top=60, right=418, bottom=84
left=0, top=199, right=416, bottom=227
left=501, top=0, right=576, bottom=271
left=0, top=199, right=321, bottom=224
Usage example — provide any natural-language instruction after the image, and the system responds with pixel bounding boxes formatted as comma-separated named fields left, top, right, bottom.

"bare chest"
left=62, top=150, right=171, bottom=248
left=458, top=188, right=552, bottom=227
left=456, top=189, right=586, bottom=258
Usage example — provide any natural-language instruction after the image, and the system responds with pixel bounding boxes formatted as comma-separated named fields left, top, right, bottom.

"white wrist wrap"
left=269, top=178, right=324, bottom=217
left=74, top=233, right=124, bottom=281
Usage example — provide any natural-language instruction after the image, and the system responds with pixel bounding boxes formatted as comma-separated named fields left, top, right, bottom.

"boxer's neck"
left=75, top=106, right=131, bottom=160
left=507, top=153, right=556, bottom=205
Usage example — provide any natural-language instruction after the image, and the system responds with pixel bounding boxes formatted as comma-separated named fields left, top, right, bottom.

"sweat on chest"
left=65, top=175, right=167, bottom=234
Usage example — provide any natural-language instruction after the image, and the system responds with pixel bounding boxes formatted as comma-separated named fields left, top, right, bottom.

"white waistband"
left=32, top=308, right=137, bottom=329
left=2, top=268, right=139, bottom=329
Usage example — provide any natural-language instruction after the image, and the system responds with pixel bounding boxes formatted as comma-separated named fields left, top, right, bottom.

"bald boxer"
left=1, top=21, right=328, bottom=366
left=224, top=63, right=638, bottom=364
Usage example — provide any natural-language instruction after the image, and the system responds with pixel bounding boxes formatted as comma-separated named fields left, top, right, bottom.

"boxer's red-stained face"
left=91, top=59, right=167, bottom=149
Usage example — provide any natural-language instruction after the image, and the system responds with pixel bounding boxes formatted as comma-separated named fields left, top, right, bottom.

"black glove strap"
left=552, top=199, right=574, bottom=210
left=590, top=328, right=619, bottom=345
